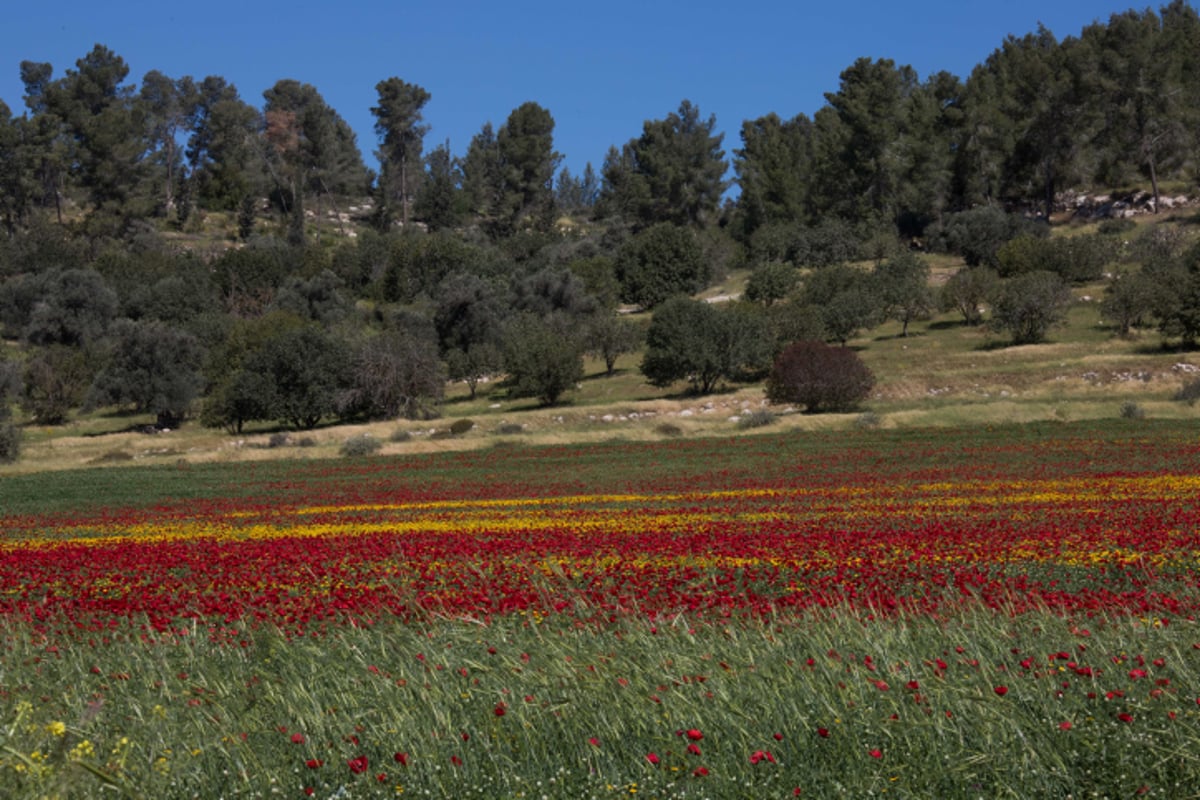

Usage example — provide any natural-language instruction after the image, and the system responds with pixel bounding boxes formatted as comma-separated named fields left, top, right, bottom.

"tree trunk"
left=1042, top=160, right=1055, bottom=223
left=1147, top=153, right=1160, bottom=215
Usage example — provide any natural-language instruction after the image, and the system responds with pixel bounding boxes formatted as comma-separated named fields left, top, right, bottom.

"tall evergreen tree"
left=139, top=70, right=195, bottom=218
left=414, top=141, right=463, bottom=231
left=600, top=100, right=728, bottom=228
left=42, top=45, right=150, bottom=233
left=461, top=122, right=504, bottom=226
left=371, top=77, right=431, bottom=227
left=1081, top=6, right=1198, bottom=211
left=262, top=79, right=367, bottom=241
left=823, top=58, right=918, bottom=225
left=185, top=76, right=263, bottom=212
left=734, top=112, right=815, bottom=234
left=0, top=101, right=35, bottom=234
left=496, top=101, right=561, bottom=235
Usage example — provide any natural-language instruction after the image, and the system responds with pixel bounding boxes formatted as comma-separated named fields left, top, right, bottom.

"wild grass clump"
left=88, top=449, right=133, bottom=464
left=495, top=422, right=525, bottom=435
left=267, top=432, right=290, bottom=448
left=389, top=429, right=413, bottom=443
left=655, top=422, right=684, bottom=437
left=339, top=433, right=382, bottom=457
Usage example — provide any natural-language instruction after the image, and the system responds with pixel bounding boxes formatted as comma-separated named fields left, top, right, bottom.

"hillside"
left=5, top=210, right=1198, bottom=476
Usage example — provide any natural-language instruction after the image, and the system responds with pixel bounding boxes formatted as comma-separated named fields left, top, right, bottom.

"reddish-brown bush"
left=765, top=340, right=874, bottom=413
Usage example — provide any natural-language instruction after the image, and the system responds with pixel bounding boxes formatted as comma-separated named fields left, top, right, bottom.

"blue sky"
left=0, top=1, right=1166, bottom=180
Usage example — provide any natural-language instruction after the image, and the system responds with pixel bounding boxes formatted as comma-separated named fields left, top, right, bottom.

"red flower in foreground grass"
left=646, top=752, right=661, bottom=765
left=994, top=685, right=1008, bottom=696
left=394, top=752, right=409, bottom=766
left=685, top=728, right=703, bottom=741
left=1118, top=712, right=1134, bottom=723
left=347, top=755, right=369, bottom=773
left=817, top=727, right=830, bottom=738
left=750, top=749, right=776, bottom=764
left=305, top=759, right=323, bottom=769
left=494, top=704, right=506, bottom=717
left=868, top=748, right=883, bottom=759
left=693, top=766, right=709, bottom=776
left=290, top=733, right=305, bottom=744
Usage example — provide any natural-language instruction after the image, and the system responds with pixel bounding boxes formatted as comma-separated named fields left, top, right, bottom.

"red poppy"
left=687, top=743, right=702, bottom=756
left=868, top=748, right=883, bottom=759
left=817, top=727, right=830, bottom=738
left=290, top=733, right=305, bottom=744
left=1059, top=721, right=1073, bottom=730
left=1118, top=712, right=1134, bottom=723
left=646, top=752, right=661, bottom=765
left=750, top=749, right=776, bottom=764
left=394, top=752, right=409, bottom=766
left=686, top=728, right=703, bottom=741
left=693, top=766, right=709, bottom=776
left=994, top=686, right=1008, bottom=696
left=347, top=755, right=369, bottom=774
left=305, top=759, right=323, bottom=769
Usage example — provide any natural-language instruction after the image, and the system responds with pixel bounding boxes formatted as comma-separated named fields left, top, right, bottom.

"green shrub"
left=1174, top=378, right=1200, bottom=406
left=389, top=429, right=413, bottom=443
left=854, top=411, right=883, bottom=429
left=1119, top=401, right=1146, bottom=420
left=495, top=423, right=525, bottom=435
left=0, top=420, right=20, bottom=464
left=1098, top=218, right=1136, bottom=236
left=340, top=434, right=382, bottom=457
left=736, top=409, right=776, bottom=429
left=449, top=418, right=475, bottom=436
left=655, top=422, right=683, bottom=437
left=267, top=433, right=290, bottom=448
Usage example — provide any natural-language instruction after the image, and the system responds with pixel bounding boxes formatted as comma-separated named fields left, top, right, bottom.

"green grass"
left=5, top=609, right=1199, bottom=798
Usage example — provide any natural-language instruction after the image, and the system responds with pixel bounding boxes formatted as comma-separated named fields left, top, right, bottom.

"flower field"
left=4, top=421, right=1200, bottom=798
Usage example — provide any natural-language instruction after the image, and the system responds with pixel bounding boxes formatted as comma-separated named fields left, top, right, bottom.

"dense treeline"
left=3, top=3, right=1200, bottom=457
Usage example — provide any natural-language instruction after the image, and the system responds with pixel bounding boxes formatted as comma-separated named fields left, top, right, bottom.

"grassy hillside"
left=4, top=212, right=1199, bottom=476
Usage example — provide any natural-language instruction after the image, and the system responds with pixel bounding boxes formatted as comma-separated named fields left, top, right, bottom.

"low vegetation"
left=4, top=423, right=1200, bottom=797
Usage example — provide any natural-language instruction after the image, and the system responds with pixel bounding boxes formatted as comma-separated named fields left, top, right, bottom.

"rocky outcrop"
left=1063, top=190, right=1194, bottom=219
